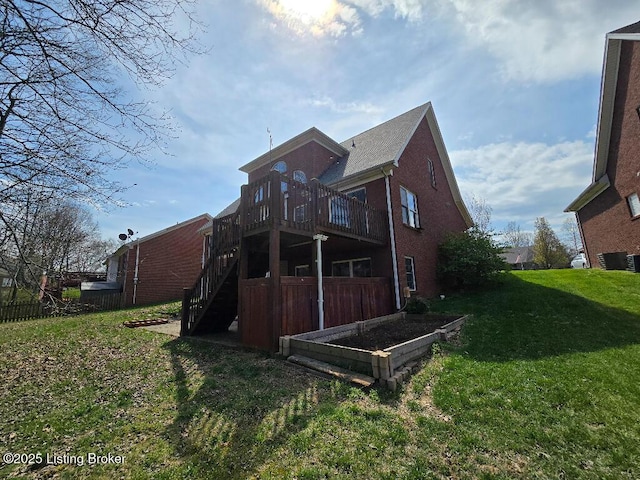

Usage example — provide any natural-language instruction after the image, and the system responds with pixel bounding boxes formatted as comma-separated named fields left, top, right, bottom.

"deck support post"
left=313, top=234, right=328, bottom=330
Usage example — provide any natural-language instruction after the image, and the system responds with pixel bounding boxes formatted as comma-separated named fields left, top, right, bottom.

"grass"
left=1, top=270, right=640, bottom=478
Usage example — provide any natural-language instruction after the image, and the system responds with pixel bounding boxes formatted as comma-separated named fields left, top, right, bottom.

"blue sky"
left=98, top=0, right=640, bottom=243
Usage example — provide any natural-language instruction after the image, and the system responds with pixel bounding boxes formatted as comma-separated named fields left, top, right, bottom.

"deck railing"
left=241, top=171, right=387, bottom=243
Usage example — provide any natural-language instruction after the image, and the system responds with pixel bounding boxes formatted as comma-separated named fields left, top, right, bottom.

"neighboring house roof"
left=198, top=198, right=242, bottom=236
left=108, top=213, right=213, bottom=257
left=565, top=21, right=640, bottom=212
left=500, top=246, right=535, bottom=264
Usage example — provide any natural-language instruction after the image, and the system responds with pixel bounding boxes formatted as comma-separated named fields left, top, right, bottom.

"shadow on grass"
left=432, top=271, right=640, bottom=362
left=160, top=339, right=345, bottom=478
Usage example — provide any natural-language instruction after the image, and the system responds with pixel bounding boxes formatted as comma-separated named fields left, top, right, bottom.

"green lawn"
left=1, top=270, right=639, bottom=479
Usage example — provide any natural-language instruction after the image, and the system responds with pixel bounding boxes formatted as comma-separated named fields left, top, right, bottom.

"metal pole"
left=313, top=234, right=328, bottom=330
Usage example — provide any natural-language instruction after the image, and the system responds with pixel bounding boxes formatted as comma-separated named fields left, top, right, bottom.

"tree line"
left=1, top=0, right=201, bottom=302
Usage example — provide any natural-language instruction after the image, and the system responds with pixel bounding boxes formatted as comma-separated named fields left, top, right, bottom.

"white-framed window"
left=427, top=158, right=436, bottom=188
left=628, top=192, right=640, bottom=217
left=331, top=258, right=372, bottom=277
left=400, top=186, right=420, bottom=228
left=295, top=265, right=311, bottom=276
left=405, top=256, right=416, bottom=291
left=293, top=170, right=307, bottom=184
left=345, top=187, right=366, bottom=203
left=271, top=161, right=287, bottom=174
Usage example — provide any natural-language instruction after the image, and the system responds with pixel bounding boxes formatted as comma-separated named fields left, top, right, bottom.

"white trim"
left=404, top=256, right=417, bottom=291
left=385, top=174, right=401, bottom=310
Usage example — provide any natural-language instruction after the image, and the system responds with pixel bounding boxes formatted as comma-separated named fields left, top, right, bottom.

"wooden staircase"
left=181, top=212, right=240, bottom=336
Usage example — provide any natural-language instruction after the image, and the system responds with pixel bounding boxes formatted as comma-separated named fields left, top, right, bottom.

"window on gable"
left=405, top=257, right=416, bottom=291
left=427, top=158, right=436, bottom=188
left=400, top=186, right=420, bottom=228
left=293, top=170, right=307, bottom=184
left=271, top=161, right=287, bottom=174
left=628, top=193, right=640, bottom=217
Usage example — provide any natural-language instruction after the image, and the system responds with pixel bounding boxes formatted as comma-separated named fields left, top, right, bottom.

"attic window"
left=271, top=161, right=287, bottom=174
left=293, top=170, right=307, bottom=183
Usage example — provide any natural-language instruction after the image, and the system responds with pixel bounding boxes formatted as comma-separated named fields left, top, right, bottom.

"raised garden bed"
left=280, top=312, right=468, bottom=390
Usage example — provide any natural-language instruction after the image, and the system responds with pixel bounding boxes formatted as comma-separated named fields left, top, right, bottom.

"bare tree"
left=561, top=216, right=582, bottom=256
left=502, top=221, right=533, bottom=248
left=1, top=0, right=202, bottom=207
left=466, top=194, right=493, bottom=235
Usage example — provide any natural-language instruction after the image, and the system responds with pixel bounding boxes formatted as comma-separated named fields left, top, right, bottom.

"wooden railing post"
left=181, top=287, right=190, bottom=336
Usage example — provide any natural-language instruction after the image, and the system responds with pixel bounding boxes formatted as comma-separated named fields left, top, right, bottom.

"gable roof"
left=318, top=103, right=429, bottom=185
left=500, top=246, right=535, bottom=265
left=197, top=198, right=241, bottom=236
left=239, top=127, right=349, bottom=174
left=235, top=102, right=472, bottom=227
left=565, top=21, right=640, bottom=212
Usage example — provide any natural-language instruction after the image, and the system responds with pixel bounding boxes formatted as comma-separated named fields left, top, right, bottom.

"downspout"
left=313, top=234, right=328, bottom=330
left=132, top=243, right=140, bottom=305
left=383, top=169, right=402, bottom=310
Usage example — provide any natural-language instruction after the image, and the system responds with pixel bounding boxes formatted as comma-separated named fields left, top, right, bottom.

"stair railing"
left=181, top=211, right=240, bottom=335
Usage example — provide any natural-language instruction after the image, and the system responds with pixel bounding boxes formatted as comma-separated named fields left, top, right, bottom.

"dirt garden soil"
left=328, top=314, right=461, bottom=351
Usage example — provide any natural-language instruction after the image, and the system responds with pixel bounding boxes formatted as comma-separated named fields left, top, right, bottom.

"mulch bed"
left=328, top=314, right=461, bottom=351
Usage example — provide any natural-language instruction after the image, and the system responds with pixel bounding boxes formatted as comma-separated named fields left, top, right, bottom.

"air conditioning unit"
left=627, top=255, right=640, bottom=273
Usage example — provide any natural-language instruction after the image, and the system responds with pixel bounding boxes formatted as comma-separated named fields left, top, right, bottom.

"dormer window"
left=271, top=161, right=287, bottom=174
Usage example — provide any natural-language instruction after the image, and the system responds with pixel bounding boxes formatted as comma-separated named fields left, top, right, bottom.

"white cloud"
left=450, top=140, right=593, bottom=227
left=438, top=0, right=640, bottom=82
left=304, top=96, right=384, bottom=115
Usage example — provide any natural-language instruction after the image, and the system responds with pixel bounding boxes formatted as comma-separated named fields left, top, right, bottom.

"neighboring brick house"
left=183, top=102, right=472, bottom=350
left=107, top=213, right=213, bottom=306
left=566, top=21, right=640, bottom=269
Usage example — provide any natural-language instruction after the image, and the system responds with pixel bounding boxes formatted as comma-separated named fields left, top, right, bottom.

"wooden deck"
left=240, top=170, right=388, bottom=245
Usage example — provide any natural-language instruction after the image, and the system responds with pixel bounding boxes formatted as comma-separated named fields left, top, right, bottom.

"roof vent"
left=351, top=139, right=356, bottom=148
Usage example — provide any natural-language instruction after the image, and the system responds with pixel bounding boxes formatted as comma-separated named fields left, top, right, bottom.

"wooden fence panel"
left=281, top=277, right=317, bottom=335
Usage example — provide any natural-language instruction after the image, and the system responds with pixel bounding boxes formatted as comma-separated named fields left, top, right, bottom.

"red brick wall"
left=578, top=40, right=640, bottom=265
left=248, top=141, right=342, bottom=183
left=389, top=116, right=468, bottom=297
left=122, top=217, right=210, bottom=306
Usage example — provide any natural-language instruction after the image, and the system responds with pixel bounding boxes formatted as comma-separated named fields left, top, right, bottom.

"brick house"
left=107, top=213, right=213, bottom=306
left=183, top=102, right=472, bottom=350
left=566, top=21, right=640, bottom=269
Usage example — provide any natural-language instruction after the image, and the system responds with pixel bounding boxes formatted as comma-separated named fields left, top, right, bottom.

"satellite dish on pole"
left=118, top=233, right=128, bottom=241
left=127, top=228, right=134, bottom=236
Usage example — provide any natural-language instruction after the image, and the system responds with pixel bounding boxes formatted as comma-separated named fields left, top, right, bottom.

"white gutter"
left=384, top=171, right=401, bottom=310
left=313, top=234, right=328, bottom=330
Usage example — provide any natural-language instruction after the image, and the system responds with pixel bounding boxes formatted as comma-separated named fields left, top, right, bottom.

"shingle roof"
left=318, top=103, right=430, bottom=184
left=611, top=20, right=640, bottom=35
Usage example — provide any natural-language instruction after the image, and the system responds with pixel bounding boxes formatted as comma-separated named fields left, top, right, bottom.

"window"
left=271, top=161, right=287, bottom=174
left=293, top=170, right=307, bottom=184
left=427, top=158, right=436, bottom=188
left=628, top=193, right=640, bottom=217
left=294, top=204, right=307, bottom=222
left=405, top=257, right=416, bottom=291
left=331, top=258, right=372, bottom=277
left=346, top=187, right=366, bottom=203
left=295, top=265, right=311, bottom=276
left=400, top=186, right=420, bottom=228
left=330, top=196, right=350, bottom=227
